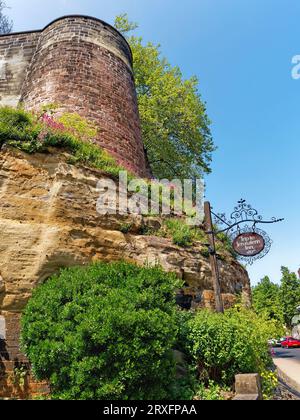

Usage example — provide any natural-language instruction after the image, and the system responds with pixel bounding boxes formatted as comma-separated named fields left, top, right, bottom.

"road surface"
left=273, top=347, right=300, bottom=394
left=273, top=347, right=300, bottom=363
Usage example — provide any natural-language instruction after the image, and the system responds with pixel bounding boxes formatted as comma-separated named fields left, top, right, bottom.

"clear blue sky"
left=6, top=0, right=300, bottom=285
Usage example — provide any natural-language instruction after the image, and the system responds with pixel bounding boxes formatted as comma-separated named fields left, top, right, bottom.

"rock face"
left=0, top=147, right=251, bottom=398
left=0, top=147, right=251, bottom=312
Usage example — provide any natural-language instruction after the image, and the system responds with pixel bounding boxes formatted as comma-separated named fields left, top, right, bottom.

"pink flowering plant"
left=41, top=113, right=66, bottom=132
left=0, top=105, right=124, bottom=177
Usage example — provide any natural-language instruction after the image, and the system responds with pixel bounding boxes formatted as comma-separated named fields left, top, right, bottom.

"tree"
left=280, top=267, right=300, bottom=328
left=0, top=1, right=13, bottom=35
left=21, top=261, right=181, bottom=400
left=186, top=307, right=283, bottom=386
left=252, top=276, right=284, bottom=323
left=115, top=14, right=215, bottom=180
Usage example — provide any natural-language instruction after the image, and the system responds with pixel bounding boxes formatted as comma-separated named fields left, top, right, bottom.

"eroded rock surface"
left=0, top=146, right=251, bottom=313
left=0, top=146, right=252, bottom=399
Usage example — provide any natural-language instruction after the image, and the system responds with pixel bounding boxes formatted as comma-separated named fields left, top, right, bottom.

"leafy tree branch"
left=115, top=14, right=215, bottom=180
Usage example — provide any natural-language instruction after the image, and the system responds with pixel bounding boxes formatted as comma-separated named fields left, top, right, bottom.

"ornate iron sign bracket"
left=211, top=199, right=284, bottom=265
left=203, top=199, right=284, bottom=313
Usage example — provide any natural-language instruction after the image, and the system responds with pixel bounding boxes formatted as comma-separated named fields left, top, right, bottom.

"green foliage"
left=170, top=375, right=196, bottom=401
left=40, top=103, right=60, bottom=115
left=252, top=276, right=284, bottom=323
left=0, top=0, right=13, bottom=34
left=158, top=218, right=235, bottom=260
left=260, top=369, right=278, bottom=400
left=195, top=381, right=227, bottom=401
left=64, top=138, right=123, bottom=178
left=0, top=106, right=40, bottom=150
left=58, top=112, right=98, bottom=142
left=184, top=307, right=283, bottom=386
left=115, top=13, right=138, bottom=35
left=165, top=219, right=193, bottom=247
left=216, top=232, right=236, bottom=258
left=11, top=365, right=29, bottom=388
left=0, top=106, right=34, bottom=128
left=21, top=261, right=182, bottom=400
left=0, top=107, right=124, bottom=177
left=115, top=14, right=215, bottom=180
left=175, top=310, right=195, bottom=357
left=252, top=268, right=300, bottom=328
left=280, top=267, right=300, bottom=328
left=119, top=223, right=133, bottom=234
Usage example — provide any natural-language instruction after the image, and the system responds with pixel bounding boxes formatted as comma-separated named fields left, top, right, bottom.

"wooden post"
left=204, top=201, right=224, bottom=313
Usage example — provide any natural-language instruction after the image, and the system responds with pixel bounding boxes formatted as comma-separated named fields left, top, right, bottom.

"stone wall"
left=0, top=15, right=151, bottom=177
left=0, top=31, right=40, bottom=107
left=0, top=313, right=49, bottom=399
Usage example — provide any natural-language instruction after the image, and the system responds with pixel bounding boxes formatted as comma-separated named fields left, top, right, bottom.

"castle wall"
left=0, top=31, right=40, bottom=107
left=0, top=16, right=151, bottom=177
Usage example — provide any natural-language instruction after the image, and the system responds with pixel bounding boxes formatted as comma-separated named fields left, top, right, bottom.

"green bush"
left=0, top=106, right=34, bottom=128
left=164, top=219, right=193, bottom=247
left=119, top=223, right=133, bottom=234
left=185, top=307, right=283, bottom=386
left=160, top=218, right=235, bottom=258
left=216, top=232, right=237, bottom=258
left=0, top=107, right=42, bottom=151
left=21, top=261, right=181, bottom=400
left=195, top=380, right=227, bottom=401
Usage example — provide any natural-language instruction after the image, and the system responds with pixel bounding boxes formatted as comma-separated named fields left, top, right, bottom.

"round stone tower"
left=20, top=15, right=150, bottom=177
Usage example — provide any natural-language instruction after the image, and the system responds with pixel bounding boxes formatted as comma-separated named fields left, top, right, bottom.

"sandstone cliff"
left=0, top=146, right=251, bottom=315
left=0, top=146, right=251, bottom=398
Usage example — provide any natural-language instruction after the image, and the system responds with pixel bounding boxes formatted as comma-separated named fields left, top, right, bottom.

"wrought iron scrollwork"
left=211, top=199, right=284, bottom=266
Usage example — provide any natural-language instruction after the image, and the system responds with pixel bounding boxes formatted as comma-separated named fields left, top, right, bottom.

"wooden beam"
left=204, top=201, right=224, bottom=313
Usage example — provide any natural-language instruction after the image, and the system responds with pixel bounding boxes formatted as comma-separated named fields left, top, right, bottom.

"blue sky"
left=5, top=0, right=300, bottom=285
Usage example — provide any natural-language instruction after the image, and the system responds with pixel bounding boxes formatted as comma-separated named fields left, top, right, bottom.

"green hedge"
left=21, top=262, right=181, bottom=400
left=182, top=307, right=284, bottom=388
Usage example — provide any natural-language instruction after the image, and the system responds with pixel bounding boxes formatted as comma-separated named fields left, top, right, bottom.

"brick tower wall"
left=0, top=312, right=49, bottom=399
left=0, top=15, right=151, bottom=177
left=0, top=31, right=40, bottom=107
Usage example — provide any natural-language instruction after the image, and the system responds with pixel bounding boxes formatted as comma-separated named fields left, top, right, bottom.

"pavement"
left=273, top=348, right=300, bottom=394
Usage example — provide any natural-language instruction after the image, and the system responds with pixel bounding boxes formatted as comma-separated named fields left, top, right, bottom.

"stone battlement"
left=0, top=15, right=150, bottom=177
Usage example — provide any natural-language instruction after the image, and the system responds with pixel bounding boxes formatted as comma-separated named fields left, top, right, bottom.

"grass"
left=0, top=106, right=126, bottom=177
left=142, top=216, right=237, bottom=257
left=164, top=218, right=194, bottom=247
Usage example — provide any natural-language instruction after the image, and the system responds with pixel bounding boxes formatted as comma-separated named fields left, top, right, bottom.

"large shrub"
left=184, top=307, right=284, bottom=386
left=21, top=262, right=181, bottom=400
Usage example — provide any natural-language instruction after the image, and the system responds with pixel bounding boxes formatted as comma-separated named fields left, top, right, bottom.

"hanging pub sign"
left=210, top=199, right=284, bottom=265
left=232, top=232, right=265, bottom=257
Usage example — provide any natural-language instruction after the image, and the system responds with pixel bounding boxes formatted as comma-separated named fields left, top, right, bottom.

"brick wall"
left=0, top=15, right=151, bottom=177
left=0, top=312, right=49, bottom=399
left=0, top=31, right=40, bottom=106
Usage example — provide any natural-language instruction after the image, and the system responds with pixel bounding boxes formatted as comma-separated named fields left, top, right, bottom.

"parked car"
left=281, top=337, right=300, bottom=349
left=268, top=338, right=282, bottom=348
